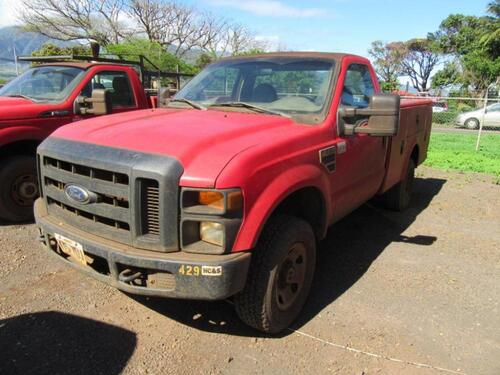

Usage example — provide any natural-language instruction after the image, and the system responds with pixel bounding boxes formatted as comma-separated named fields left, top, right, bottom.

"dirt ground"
left=0, top=166, right=499, bottom=375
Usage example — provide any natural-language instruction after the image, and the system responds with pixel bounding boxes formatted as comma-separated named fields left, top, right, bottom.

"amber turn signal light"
left=198, top=191, right=224, bottom=210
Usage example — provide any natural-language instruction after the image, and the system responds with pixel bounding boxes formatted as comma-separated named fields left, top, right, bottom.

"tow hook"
left=118, top=269, right=143, bottom=283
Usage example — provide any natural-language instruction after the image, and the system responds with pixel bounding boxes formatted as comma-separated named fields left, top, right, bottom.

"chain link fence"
left=401, top=95, right=500, bottom=131
left=400, top=90, right=499, bottom=177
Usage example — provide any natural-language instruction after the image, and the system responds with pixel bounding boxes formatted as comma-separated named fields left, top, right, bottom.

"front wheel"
left=0, top=156, right=39, bottom=223
left=464, top=118, right=479, bottom=130
left=234, top=215, right=316, bottom=333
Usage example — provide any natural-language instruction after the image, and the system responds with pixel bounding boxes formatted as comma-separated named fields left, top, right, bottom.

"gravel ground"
left=0, top=166, right=499, bottom=375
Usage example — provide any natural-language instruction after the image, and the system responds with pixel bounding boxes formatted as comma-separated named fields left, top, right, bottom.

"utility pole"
left=13, top=44, right=19, bottom=76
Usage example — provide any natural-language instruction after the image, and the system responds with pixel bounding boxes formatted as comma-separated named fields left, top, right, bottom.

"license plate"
left=54, top=233, right=86, bottom=265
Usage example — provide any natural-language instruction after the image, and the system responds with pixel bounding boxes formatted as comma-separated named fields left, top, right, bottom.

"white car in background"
left=456, top=103, right=500, bottom=129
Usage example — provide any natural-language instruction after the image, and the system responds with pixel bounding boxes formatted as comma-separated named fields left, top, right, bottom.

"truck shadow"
left=133, top=177, right=446, bottom=337
left=0, top=218, right=34, bottom=227
left=0, top=311, right=136, bottom=374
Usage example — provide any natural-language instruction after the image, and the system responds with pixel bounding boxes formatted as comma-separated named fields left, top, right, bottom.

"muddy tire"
left=0, top=156, right=38, bottom=223
left=234, top=215, right=316, bottom=333
left=382, top=158, right=415, bottom=211
left=464, top=118, right=479, bottom=130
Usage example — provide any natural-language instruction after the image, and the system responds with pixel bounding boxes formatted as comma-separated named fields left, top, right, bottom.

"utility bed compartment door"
left=380, top=103, right=431, bottom=193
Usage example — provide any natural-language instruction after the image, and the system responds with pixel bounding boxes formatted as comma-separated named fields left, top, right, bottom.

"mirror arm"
left=340, top=107, right=398, bottom=117
left=343, top=123, right=355, bottom=136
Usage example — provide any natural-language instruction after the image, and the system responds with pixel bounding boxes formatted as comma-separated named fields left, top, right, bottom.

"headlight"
left=200, top=221, right=224, bottom=246
left=181, top=188, right=243, bottom=254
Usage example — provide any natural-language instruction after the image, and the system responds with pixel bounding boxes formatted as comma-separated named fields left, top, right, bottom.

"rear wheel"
left=234, top=215, right=316, bottom=333
left=382, top=158, right=415, bottom=211
left=0, top=156, right=38, bottom=223
left=464, top=118, right=479, bottom=130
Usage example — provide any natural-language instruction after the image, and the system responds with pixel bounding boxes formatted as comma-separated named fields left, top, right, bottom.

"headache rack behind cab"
left=17, top=54, right=194, bottom=91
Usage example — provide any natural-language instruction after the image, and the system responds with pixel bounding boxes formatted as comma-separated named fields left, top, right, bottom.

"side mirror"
left=339, top=94, right=400, bottom=137
left=74, top=89, right=111, bottom=115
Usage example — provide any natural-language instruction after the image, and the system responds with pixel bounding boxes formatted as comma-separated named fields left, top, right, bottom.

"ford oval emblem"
left=64, top=184, right=94, bottom=204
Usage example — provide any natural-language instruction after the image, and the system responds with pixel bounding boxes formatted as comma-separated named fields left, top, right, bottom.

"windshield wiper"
left=209, top=102, right=290, bottom=118
left=5, top=94, right=39, bottom=102
left=169, top=98, right=206, bottom=110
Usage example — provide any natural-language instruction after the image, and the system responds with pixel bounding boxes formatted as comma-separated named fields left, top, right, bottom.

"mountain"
left=0, top=26, right=72, bottom=61
left=0, top=26, right=72, bottom=81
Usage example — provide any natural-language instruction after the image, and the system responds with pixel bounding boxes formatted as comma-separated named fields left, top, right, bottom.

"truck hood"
left=52, top=108, right=299, bottom=187
left=0, top=96, right=47, bottom=120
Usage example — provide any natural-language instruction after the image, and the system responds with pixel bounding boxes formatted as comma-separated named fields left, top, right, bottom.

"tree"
left=17, top=0, right=266, bottom=58
left=126, top=1, right=261, bottom=58
left=127, top=0, right=205, bottom=56
left=17, top=0, right=274, bottom=64
left=18, top=0, right=128, bottom=46
left=195, top=53, right=214, bottom=70
left=431, top=61, right=461, bottom=89
left=487, top=0, right=500, bottom=17
left=399, top=38, right=441, bottom=93
left=199, top=19, right=262, bottom=59
left=105, top=38, right=197, bottom=74
left=31, top=43, right=91, bottom=58
left=368, top=41, right=404, bottom=91
left=430, top=4, right=499, bottom=95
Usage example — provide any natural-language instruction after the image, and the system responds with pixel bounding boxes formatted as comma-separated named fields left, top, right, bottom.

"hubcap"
left=275, top=243, right=307, bottom=311
left=11, top=174, right=38, bottom=206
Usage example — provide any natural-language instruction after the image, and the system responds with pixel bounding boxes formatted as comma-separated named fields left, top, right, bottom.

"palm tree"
left=487, top=0, right=500, bottom=17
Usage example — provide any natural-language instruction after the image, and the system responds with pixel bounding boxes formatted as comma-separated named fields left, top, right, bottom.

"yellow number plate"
left=178, top=264, right=222, bottom=277
left=54, top=233, right=86, bottom=265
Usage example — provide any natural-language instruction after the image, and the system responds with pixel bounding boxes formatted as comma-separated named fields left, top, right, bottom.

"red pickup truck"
left=35, top=52, right=432, bottom=333
left=0, top=55, right=189, bottom=222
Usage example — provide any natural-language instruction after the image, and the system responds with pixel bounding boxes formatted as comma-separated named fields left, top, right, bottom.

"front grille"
left=41, top=156, right=133, bottom=243
left=38, top=138, right=184, bottom=252
left=44, top=157, right=129, bottom=185
left=47, top=196, right=130, bottom=231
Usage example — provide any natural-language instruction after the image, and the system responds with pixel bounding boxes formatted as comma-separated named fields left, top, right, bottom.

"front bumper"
left=35, top=199, right=251, bottom=300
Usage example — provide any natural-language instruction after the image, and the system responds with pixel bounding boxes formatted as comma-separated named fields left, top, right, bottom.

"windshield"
left=172, top=58, right=335, bottom=124
left=0, top=66, right=86, bottom=103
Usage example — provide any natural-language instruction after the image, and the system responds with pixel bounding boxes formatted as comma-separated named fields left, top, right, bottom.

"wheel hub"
left=11, top=174, right=38, bottom=206
left=275, top=243, right=307, bottom=311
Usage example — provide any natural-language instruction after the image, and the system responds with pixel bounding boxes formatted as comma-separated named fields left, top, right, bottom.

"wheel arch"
left=233, top=165, right=331, bottom=252
left=270, top=186, right=328, bottom=241
left=0, top=139, right=41, bottom=159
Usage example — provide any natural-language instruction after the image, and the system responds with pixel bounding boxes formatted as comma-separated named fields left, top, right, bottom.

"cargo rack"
left=16, top=54, right=194, bottom=90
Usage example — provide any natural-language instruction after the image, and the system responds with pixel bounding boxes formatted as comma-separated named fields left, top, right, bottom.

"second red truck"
left=0, top=55, right=189, bottom=222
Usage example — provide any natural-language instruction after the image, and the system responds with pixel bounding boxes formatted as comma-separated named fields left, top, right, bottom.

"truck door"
left=330, top=63, right=387, bottom=220
left=76, top=70, right=139, bottom=117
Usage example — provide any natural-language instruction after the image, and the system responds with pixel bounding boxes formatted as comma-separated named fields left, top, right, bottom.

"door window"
left=341, top=64, right=375, bottom=108
left=81, top=71, right=135, bottom=108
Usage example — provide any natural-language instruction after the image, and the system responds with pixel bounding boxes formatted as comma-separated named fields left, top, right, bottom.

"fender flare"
left=400, top=140, right=419, bottom=181
left=232, top=163, right=332, bottom=251
left=0, top=126, right=48, bottom=150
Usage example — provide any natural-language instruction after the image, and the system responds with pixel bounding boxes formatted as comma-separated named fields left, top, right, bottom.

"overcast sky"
left=0, top=0, right=491, bottom=57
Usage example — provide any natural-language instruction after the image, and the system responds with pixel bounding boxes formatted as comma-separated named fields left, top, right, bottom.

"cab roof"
left=219, top=51, right=364, bottom=63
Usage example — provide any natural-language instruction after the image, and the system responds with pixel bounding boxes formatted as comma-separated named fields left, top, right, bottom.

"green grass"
left=424, top=133, right=500, bottom=176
